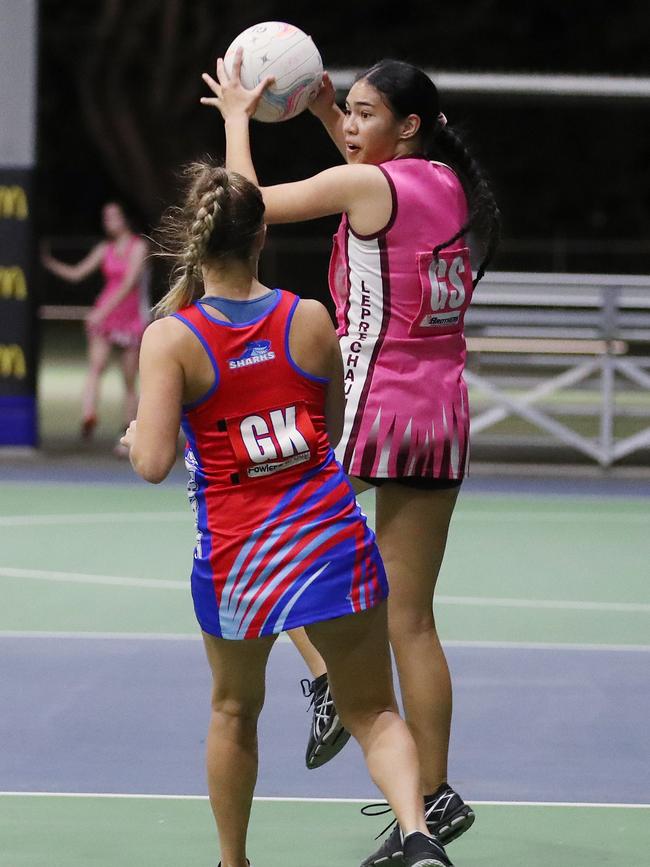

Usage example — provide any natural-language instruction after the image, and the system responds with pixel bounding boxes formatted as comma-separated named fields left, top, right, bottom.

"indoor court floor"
left=1, top=457, right=648, bottom=866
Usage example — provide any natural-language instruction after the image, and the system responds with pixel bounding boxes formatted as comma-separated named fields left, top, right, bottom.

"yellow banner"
left=0, top=344, right=27, bottom=379
left=0, top=266, right=27, bottom=300
left=0, top=186, right=28, bottom=220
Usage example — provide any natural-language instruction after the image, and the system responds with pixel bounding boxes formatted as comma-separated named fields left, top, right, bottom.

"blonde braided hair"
left=154, top=162, right=264, bottom=318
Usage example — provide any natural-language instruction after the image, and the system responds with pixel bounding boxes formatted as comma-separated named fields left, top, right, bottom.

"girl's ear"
left=400, top=114, right=421, bottom=141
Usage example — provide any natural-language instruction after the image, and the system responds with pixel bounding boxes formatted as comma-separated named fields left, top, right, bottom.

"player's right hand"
left=201, top=47, right=274, bottom=120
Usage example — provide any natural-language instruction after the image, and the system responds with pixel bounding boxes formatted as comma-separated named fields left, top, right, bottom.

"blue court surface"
left=1, top=636, right=649, bottom=804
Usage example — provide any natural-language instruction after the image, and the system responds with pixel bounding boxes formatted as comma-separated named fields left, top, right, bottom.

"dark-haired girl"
left=121, top=163, right=454, bottom=867
left=203, top=51, right=500, bottom=866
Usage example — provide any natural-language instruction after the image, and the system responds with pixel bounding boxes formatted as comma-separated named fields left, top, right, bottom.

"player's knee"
left=211, top=693, right=264, bottom=726
left=388, top=606, right=436, bottom=641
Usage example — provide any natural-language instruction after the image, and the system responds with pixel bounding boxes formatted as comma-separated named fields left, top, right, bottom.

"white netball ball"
left=224, top=22, right=323, bottom=123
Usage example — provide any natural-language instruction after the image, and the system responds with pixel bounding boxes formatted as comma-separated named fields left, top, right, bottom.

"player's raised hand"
left=308, top=71, right=336, bottom=119
left=201, top=47, right=274, bottom=119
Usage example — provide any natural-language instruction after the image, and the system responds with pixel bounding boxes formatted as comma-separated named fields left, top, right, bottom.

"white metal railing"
left=465, top=272, right=650, bottom=465
left=328, top=70, right=650, bottom=100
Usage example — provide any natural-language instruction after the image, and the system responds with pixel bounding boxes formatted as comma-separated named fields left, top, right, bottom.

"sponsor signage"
left=0, top=185, right=29, bottom=220
left=0, top=169, right=36, bottom=445
left=0, top=344, right=27, bottom=378
left=0, top=265, right=28, bottom=299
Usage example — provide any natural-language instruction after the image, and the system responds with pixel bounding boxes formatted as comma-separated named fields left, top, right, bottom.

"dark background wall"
left=37, top=0, right=650, bottom=306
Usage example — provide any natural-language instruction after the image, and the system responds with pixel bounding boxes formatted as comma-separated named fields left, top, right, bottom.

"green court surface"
left=1, top=795, right=647, bottom=867
left=1, top=482, right=648, bottom=646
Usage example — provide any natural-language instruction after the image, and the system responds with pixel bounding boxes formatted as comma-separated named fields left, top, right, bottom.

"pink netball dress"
left=89, top=237, right=149, bottom=347
left=172, top=289, right=387, bottom=639
left=329, top=157, right=472, bottom=480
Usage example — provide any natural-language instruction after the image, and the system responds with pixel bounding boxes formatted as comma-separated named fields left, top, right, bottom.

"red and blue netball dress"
left=172, top=289, right=388, bottom=640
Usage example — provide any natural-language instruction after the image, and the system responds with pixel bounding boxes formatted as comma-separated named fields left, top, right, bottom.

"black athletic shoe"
left=301, top=673, right=351, bottom=769
left=360, top=786, right=473, bottom=866
left=424, top=783, right=475, bottom=845
left=359, top=820, right=403, bottom=867
left=403, top=832, right=453, bottom=867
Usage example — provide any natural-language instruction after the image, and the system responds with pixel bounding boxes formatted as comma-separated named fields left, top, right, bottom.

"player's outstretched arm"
left=201, top=47, right=273, bottom=186
left=40, top=242, right=106, bottom=284
left=258, top=162, right=389, bottom=231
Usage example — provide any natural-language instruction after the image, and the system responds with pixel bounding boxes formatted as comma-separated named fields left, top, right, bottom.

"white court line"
left=0, top=566, right=186, bottom=589
left=0, top=792, right=648, bottom=809
left=457, top=511, right=650, bottom=524
left=0, top=511, right=189, bottom=527
left=1, top=631, right=649, bottom=652
left=437, top=595, right=650, bottom=613
left=0, top=631, right=202, bottom=641
left=443, top=639, right=650, bottom=652
left=1, top=510, right=649, bottom=527
left=2, top=566, right=648, bottom=613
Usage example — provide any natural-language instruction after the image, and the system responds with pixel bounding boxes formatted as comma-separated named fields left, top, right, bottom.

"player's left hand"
left=308, top=71, right=336, bottom=119
left=201, top=47, right=274, bottom=119
left=120, top=420, right=136, bottom=449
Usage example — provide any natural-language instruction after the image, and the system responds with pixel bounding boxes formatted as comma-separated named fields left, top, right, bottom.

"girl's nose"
left=343, top=113, right=357, bottom=134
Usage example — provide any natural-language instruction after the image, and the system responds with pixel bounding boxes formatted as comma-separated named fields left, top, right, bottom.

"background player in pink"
left=121, top=163, right=455, bottom=867
left=41, top=201, right=149, bottom=447
left=202, top=52, right=500, bottom=866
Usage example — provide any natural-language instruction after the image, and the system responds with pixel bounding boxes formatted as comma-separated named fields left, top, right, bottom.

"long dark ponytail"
left=361, top=60, right=501, bottom=287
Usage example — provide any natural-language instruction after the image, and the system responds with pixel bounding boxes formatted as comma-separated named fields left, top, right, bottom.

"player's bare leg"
left=202, top=632, right=277, bottom=867
left=119, top=344, right=140, bottom=426
left=288, top=623, right=351, bottom=768
left=81, top=333, right=111, bottom=436
left=375, top=483, right=459, bottom=791
left=286, top=626, right=326, bottom=677
left=363, top=481, right=474, bottom=855
left=114, top=345, right=140, bottom=457
left=305, top=604, right=431, bottom=839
